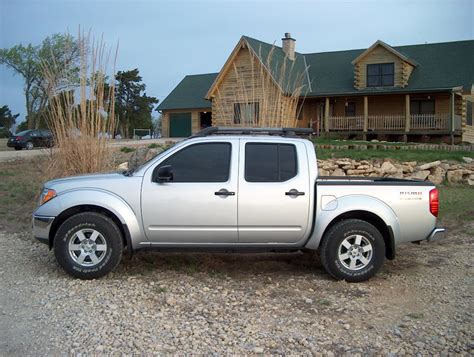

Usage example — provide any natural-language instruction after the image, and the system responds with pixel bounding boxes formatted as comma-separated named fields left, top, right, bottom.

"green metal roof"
left=157, top=73, right=217, bottom=111
left=158, top=38, right=474, bottom=110
left=305, top=40, right=474, bottom=96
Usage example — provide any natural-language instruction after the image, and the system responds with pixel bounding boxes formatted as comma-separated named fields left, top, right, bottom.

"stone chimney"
left=282, top=32, right=296, bottom=60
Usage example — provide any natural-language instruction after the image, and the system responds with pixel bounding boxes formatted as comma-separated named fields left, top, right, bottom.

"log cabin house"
left=157, top=34, right=474, bottom=143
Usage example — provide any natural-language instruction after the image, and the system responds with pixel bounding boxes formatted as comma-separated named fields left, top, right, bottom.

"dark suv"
left=7, top=129, right=54, bottom=150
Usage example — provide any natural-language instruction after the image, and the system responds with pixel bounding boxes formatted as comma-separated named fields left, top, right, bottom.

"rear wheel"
left=25, top=141, right=33, bottom=150
left=320, top=219, right=385, bottom=282
left=54, top=212, right=123, bottom=279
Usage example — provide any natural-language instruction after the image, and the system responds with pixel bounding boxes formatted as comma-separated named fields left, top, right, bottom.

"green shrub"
left=120, top=146, right=135, bottom=153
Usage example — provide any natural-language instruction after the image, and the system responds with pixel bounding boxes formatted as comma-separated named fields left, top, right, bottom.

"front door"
left=141, top=140, right=238, bottom=243
left=237, top=139, right=311, bottom=244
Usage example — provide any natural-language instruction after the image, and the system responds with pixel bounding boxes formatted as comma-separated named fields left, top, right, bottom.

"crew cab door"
left=238, top=139, right=311, bottom=243
left=141, top=140, right=238, bottom=243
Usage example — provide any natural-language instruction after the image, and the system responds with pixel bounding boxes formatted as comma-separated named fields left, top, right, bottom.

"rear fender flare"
left=305, top=195, right=400, bottom=250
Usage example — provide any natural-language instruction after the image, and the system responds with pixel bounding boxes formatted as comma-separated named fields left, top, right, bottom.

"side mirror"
left=152, top=165, right=173, bottom=182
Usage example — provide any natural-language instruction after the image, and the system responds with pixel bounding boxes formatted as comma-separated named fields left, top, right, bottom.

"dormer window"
left=367, top=63, right=394, bottom=87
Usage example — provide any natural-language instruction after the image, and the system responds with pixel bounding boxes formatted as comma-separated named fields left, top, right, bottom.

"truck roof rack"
left=190, top=127, right=314, bottom=138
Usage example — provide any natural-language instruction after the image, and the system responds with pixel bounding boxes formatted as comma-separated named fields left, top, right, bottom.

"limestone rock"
left=319, top=169, right=330, bottom=176
left=419, top=161, right=441, bottom=170
left=462, top=156, right=473, bottom=163
left=381, top=161, right=397, bottom=175
left=117, top=162, right=129, bottom=171
left=144, top=147, right=164, bottom=162
left=446, top=169, right=465, bottom=184
left=411, top=170, right=430, bottom=180
left=427, top=166, right=446, bottom=185
left=128, top=147, right=149, bottom=170
left=331, top=168, right=346, bottom=176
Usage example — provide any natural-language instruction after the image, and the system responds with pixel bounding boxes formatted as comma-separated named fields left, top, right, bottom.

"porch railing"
left=410, top=113, right=450, bottom=130
left=368, top=114, right=405, bottom=130
left=328, top=115, right=364, bottom=130
left=328, top=113, right=452, bottom=131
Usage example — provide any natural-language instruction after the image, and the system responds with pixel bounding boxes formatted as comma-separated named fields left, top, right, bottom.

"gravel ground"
left=1, top=227, right=473, bottom=355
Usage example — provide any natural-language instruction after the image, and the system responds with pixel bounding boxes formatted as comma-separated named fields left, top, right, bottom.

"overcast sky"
left=1, top=0, right=473, bottom=124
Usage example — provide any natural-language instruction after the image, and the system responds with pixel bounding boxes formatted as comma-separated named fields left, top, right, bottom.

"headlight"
left=39, top=188, right=57, bottom=206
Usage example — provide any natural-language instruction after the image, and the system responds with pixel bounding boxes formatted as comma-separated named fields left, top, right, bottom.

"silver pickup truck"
left=32, top=127, right=445, bottom=282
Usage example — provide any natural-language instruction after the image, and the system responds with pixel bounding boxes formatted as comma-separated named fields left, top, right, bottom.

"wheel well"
left=322, top=211, right=395, bottom=260
left=48, top=205, right=129, bottom=251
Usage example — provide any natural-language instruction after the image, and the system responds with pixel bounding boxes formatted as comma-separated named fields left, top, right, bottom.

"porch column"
left=404, top=94, right=410, bottom=142
left=450, top=92, right=455, bottom=145
left=363, top=96, right=368, bottom=140
left=324, top=97, right=330, bottom=133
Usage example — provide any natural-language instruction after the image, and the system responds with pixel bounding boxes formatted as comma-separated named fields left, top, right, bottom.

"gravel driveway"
left=1, top=227, right=472, bottom=355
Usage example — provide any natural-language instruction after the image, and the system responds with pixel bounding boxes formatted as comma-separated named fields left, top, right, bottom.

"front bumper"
left=426, top=227, right=446, bottom=242
left=32, top=215, right=55, bottom=245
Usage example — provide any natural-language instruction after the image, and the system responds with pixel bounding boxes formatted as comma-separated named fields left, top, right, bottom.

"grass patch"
left=315, top=147, right=473, bottom=162
left=148, top=143, right=159, bottom=149
left=0, top=159, right=44, bottom=232
left=120, top=146, right=135, bottom=153
left=318, top=299, right=331, bottom=306
left=438, top=186, right=474, bottom=228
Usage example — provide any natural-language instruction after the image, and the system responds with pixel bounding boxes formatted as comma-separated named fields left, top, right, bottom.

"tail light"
left=429, top=188, right=439, bottom=217
left=15, top=136, right=23, bottom=141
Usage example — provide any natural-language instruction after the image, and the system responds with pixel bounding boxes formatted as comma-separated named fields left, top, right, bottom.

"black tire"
left=14, top=147, right=22, bottom=151
left=54, top=212, right=123, bottom=279
left=320, top=219, right=385, bottom=282
left=25, top=141, right=33, bottom=150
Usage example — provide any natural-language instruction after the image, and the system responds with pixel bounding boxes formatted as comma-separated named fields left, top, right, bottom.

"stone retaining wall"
left=318, top=157, right=474, bottom=185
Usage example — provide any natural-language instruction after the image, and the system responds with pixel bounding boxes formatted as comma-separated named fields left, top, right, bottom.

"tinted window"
left=245, top=143, right=297, bottom=182
left=158, top=142, right=231, bottom=182
left=15, top=130, right=31, bottom=136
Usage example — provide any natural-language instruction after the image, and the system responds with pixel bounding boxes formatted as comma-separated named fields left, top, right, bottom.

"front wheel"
left=54, top=212, right=123, bottom=279
left=320, top=219, right=385, bottom=282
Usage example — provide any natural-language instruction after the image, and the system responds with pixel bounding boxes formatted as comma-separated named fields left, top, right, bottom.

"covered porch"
left=299, top=91, right=464, bottom=142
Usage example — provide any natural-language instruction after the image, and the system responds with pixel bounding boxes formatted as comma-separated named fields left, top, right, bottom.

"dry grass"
left=41, top=30, right=118, bottom=179
left=212, top=43, right=308, bottom=128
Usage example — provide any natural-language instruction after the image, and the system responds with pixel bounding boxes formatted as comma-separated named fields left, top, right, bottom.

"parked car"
left=32, top=127, right=445, bottom=281
left=7, top=129, right=54, bottom=150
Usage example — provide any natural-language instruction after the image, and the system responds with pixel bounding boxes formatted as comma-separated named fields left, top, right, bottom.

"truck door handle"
left=285, top=189, right=305, bottom=197
left=215, top=189, right=235, bottom=196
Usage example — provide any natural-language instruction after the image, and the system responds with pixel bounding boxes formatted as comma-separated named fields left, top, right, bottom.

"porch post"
left=450, top=92, right=455, bottom=145
left=363, top=96, right=368, bottom=140
left=404, top=94, right=410, bottom=143
left=324, top=97, right=330, bottom=133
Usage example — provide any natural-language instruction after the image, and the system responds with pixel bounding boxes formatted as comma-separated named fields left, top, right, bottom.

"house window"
left=410, top=100, right=435, bottom=115
left=234, top=102, right=259, bottom=124
left=367, top=63, right=394, bottom=87
left=345, top=102, right=356, bottom=117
